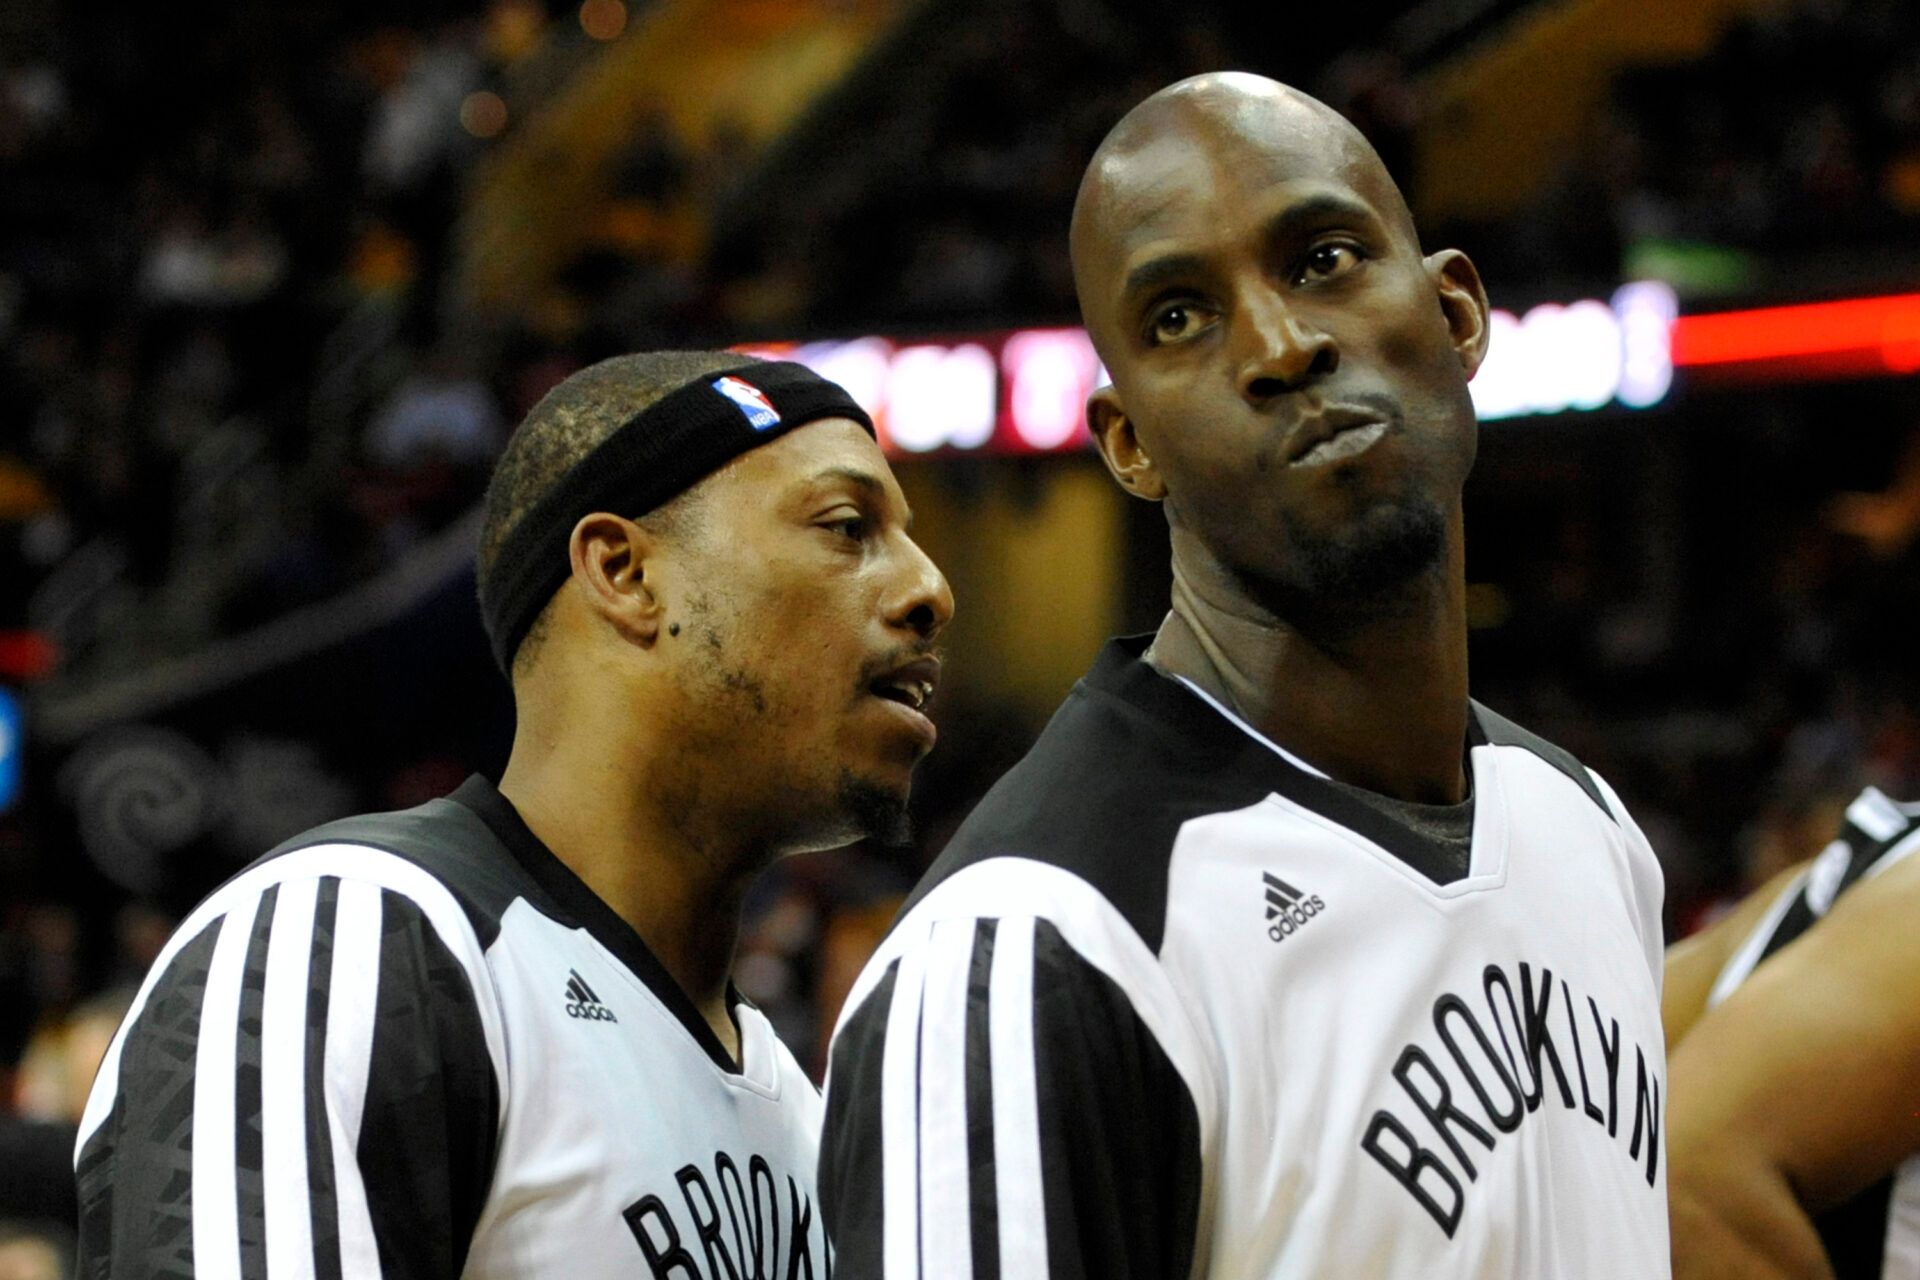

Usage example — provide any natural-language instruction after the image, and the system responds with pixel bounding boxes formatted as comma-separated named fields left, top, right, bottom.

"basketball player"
left=818, top=74, right=1670, bottom=1277
left=74, top=352, right=952, bottom=1278
left=1664, top=786, right=1920, bottom=1279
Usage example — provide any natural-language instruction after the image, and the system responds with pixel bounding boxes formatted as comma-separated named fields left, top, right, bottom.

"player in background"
left=1664, top=787, right=1920, bottom=1279
left=74, top=351, right=952, bottom=1278
left=818, top=73, right=1670, bottom=1278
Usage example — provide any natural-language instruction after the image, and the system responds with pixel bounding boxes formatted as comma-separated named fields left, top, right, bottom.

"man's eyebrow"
left=1117, top=191, right=1383, bottom=311
left=1119, top=253, right=1211, bottom=311
left=1259, top=191, right=1380, bottom=241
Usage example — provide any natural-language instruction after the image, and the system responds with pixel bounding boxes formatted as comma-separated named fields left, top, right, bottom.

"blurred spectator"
left=0, top=1220, right=71, bottom=1280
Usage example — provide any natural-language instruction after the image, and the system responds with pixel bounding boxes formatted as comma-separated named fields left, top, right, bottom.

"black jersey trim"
left=448, top=776, right=747, bottom=1074
left=1466, top=702, right=1615, bottom=822
left=1089, top=638, right=1484, bottom=888
left=913, top=637, right=1506, bottom=954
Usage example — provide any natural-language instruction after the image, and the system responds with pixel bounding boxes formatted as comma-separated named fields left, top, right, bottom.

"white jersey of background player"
left=818, top=74, right=1670, bottom=1277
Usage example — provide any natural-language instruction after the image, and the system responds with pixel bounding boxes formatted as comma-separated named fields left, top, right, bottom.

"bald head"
left=1070, top=73, right=1419, bottom=356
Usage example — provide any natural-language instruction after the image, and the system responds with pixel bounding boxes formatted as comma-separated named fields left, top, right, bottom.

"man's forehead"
left=721, top=416, right=897, bottom=495
left=1094, top=119, right=1369, bottom=230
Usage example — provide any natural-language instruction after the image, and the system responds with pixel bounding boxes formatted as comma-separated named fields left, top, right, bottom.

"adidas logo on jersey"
left=564, top=969, right=618, bottom=1022
left=1264, top=871, right=1326, bottom=942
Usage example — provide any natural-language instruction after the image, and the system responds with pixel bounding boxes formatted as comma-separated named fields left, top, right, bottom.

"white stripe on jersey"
left=916, top=918, right=977, bottom=1280
left=1862, top=827, right=1920, bottom=883
left=77, top=841, right=508, bottom=1158
left=988, top=915, right=1048, bottom=1280
left=327, top=878, right=387, bottom=1279
left=1884, top=1153, right=1920, bottom=1276
left=1707, top=868, right=1811, bottom=1009
left=881, top=932, right=929, bottom=1278
left=832, top=856, right=1222, bottom=1280
left=191, top=890, right=263, bottom=1280
left=262, top=876, right=320, bottom=1280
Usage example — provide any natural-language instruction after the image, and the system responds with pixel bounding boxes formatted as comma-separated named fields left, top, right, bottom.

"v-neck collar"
left=1087, top=636, right=1488, bottom=887
left=448, top=775, right=749, bottom=1074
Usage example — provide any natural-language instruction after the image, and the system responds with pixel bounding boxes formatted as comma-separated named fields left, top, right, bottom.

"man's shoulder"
left=232, top=778, right=530, bottom=949
left=1469, top=699, right=1617, bottom=822
left=908, top=652, right=1285, bottom=954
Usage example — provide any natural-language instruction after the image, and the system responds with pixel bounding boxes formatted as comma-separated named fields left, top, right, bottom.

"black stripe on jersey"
left=1755, top=894, right=1818, bottom=968
left=965, top=920, right=1000, bottom=1280
left=235, top=884, right=280, bottom=1278
left=1816, top=1174, right=1892, bottom=1279
left=1466, top=702, right=1615, bottom=821
left=821, top=958, right=900, bottom=1279
left=306, top=877, right=343, bottom=1280
left=75, top=915, right=224, bottom=1280
left=357, top=888, right=501, bottom=1280
left=1029, top=920, right=1201, bottom=1280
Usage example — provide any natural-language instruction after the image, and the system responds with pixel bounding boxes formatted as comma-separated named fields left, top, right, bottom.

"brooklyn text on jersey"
left=74, top=777, right=833, bottom=1280
left=819, top=638, right=1669, bottom=1278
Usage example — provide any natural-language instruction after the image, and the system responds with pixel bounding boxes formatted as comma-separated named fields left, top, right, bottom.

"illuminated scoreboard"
left=743, top=285, right=1920, bottom=458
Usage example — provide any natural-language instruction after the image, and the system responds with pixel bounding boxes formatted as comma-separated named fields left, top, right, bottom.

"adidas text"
left=1265, top=872, right=1327, bottom=943
left=565, top=969, right=618, bottom=1022
left=567, top=1002, right=617, bottom=1021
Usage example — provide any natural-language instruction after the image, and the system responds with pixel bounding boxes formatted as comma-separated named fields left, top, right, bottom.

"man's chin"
left=836, top=770, right=914, bottom=848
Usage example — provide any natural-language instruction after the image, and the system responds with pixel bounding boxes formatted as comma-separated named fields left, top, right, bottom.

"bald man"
left=76, top=352, right=953, bottom=1278
left=817, top=75, right=1669, bottom=1277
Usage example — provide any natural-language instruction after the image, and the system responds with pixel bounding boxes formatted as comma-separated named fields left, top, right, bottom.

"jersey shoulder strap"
left=1710, top=786, right=1920, bottom=1004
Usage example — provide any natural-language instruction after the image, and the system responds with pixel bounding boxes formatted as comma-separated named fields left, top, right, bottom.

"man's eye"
left=1299, top=243, right=1363, bottom=283
left=1148, top=303, right=1210, bottom=345
left=825, top=516, right=868, bottom=542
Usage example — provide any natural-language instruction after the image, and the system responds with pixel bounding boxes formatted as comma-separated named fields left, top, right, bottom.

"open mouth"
left=864, top=654, right=941, bottom=715
left=868, top=675, right=934, bottom=711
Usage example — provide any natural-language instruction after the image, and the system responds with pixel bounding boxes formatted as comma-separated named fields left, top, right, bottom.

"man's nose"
left=1236, top=290, right=1338, bottom=404
left=889, top=534, right=954, bottom=642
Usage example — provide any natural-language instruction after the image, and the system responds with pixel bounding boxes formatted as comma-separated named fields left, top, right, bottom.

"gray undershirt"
left=1321, top=772, right=1477, bottom=878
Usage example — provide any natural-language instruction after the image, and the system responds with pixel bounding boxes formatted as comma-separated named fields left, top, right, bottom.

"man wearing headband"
left=75, top=351, right=953, bottom=1278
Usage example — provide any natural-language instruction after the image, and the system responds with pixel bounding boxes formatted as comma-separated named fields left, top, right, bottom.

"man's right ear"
left=1088, top=387, right=1166, bottom=502
left=568, top=512, right=667, bottom=647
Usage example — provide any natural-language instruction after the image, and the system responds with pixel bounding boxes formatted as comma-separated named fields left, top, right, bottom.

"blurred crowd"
left=7, top=0, right=1920, bottom=1265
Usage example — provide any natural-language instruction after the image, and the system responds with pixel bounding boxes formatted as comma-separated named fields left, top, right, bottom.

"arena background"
left=4, top=0, right=1920, bottom=1262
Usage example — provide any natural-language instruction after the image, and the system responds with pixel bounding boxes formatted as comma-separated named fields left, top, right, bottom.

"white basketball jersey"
left=821, top=637, right=1668, bottom=1278
left=76, top=776, right=832, bottom=1280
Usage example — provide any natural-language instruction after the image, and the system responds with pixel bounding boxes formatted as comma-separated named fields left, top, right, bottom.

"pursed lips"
left=1283, top=407, right=1390, bottom=467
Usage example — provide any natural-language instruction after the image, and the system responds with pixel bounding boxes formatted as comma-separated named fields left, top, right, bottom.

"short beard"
left=1260, top=493, right=1449, bottom=625
left=837, top=770, right=914, bottom=848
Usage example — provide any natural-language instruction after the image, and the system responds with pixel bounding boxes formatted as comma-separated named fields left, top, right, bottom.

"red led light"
left=1670, top=293, right=1920, bottom=378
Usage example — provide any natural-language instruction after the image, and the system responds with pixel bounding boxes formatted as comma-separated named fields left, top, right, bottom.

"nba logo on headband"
left=711, top=376, right=781, bottom=430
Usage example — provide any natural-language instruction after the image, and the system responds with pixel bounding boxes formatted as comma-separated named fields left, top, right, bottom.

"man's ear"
left=1425, top=248, right=1492, bottom=379
left=568, top=512, right=666, bottom=647
left=1089, top=386, right=1167, bottom=502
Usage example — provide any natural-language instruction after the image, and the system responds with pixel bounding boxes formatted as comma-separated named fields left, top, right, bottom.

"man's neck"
left=1148, top=537, right=1471, bottom=805
left=498, top=738, right=754, bottom=1061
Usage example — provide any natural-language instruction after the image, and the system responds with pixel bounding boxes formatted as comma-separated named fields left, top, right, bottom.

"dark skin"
left=499, top=418, right=953, bottom=1060
left=1666, top=850, right=1920, bottom=1278
left=1071, top=73, right=1491, bottom=804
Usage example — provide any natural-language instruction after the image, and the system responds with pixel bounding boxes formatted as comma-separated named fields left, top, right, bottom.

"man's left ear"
left=1425, top=249, right=1491, bottom=379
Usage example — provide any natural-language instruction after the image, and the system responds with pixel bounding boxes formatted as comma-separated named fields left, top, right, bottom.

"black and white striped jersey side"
left=820, top=637, right=1670, bottom=1279
left=1706, top=786, right=1920, bottom=1279
left=75, top=776, right=832, bottom=1280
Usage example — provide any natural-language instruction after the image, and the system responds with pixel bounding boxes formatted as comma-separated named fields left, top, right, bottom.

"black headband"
left=479, top=360, right=874, bottom=673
